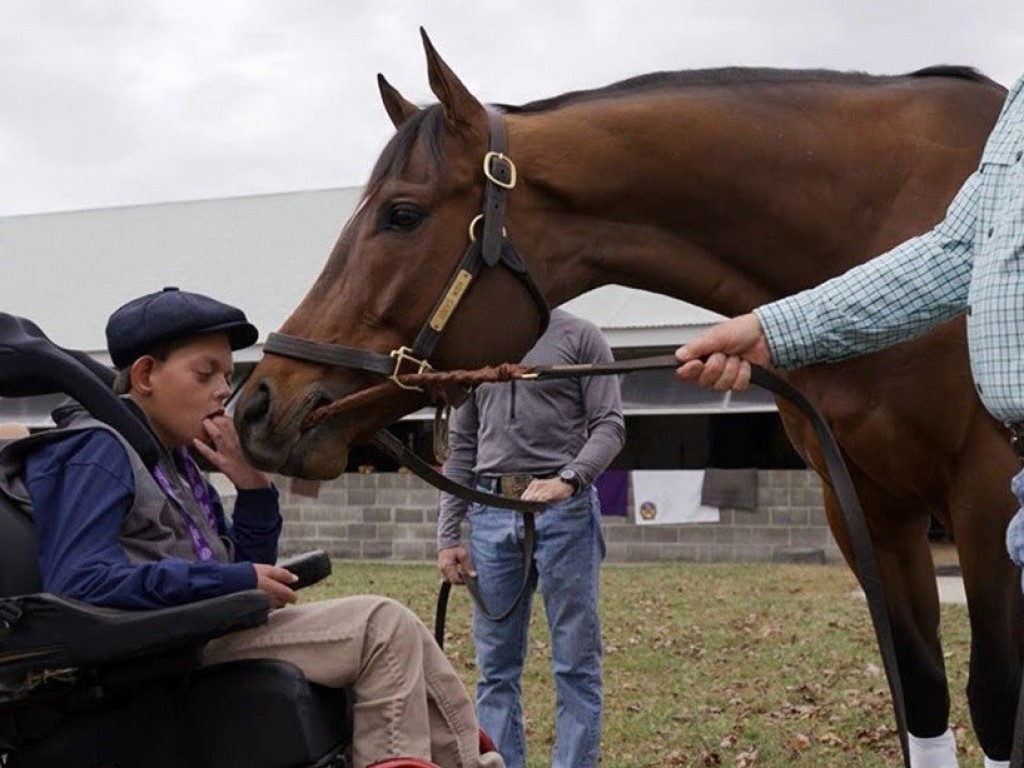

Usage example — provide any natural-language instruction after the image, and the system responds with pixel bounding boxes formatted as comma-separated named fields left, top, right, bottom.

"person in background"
left=437, top=308, right=625, bottom=768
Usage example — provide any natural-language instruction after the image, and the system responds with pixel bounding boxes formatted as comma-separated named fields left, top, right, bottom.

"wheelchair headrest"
left=0, top=313, right=161, bottom=468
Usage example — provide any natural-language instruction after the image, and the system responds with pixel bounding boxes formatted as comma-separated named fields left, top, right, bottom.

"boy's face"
left=140, top=332, right=234, bottom=449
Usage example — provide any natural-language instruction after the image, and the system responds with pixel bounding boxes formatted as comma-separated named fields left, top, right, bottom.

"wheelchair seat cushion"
left=184, top=659, right=352, bottom=768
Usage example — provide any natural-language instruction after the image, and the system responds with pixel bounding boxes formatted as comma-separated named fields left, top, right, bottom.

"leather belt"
left=479, top=473, right=558, bottom=498
left=1007, top=421, right=1024, bottom=460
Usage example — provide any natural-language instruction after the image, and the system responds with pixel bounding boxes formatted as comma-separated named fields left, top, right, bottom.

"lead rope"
left=400, top=354, right=912, bottom=768
left=244, top=351, right=914, bottom=765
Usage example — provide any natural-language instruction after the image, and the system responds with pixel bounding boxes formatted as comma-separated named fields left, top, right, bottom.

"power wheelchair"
left=0, top=312, right=450, bottom=768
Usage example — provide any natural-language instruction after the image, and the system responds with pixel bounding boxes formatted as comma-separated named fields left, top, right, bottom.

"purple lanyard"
left=152, top=447, right=219, bottom=562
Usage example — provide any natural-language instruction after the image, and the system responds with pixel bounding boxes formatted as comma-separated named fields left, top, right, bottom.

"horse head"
left=235, top=30, right=546, bottom=479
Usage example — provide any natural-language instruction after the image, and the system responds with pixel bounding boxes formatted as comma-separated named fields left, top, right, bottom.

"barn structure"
left=0, top=187, right=837, bottom=563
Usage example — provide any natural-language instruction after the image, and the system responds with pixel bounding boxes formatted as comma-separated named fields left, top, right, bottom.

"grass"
left=303, top=559, right=975, bottom=767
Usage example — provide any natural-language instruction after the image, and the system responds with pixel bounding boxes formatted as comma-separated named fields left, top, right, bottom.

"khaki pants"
left=203, top=595, right=482, bottom=768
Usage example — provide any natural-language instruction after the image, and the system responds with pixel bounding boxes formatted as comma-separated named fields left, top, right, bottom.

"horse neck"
left=505, top=94, right=862, bottom=317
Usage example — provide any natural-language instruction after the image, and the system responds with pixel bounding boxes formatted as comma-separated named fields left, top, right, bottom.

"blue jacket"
left=15, top=418, right=281, bottom=610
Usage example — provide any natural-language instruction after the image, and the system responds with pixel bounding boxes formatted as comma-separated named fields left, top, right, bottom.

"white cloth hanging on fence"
left=631, top=470, right=720, bottom=525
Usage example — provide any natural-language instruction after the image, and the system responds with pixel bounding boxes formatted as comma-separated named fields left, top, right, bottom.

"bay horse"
left=235, top=31, right=1021, bottom=762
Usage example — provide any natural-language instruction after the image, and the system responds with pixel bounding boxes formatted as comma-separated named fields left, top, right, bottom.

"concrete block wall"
left=230, top=469, right=841, bottom=564
left=270, top=472, right=443, bottom=561
left=601, top=470, right=840, bottom=563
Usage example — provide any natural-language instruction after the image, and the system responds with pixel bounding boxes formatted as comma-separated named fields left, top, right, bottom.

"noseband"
left=262, top=108, right=550, bottom=401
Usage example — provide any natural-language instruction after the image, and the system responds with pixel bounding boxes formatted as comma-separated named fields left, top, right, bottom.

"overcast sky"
left=0, top=0, right=1021, bottom=217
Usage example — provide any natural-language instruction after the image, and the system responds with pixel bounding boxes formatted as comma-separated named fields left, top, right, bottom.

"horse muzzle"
left=234, top=378, right=353, bottom=479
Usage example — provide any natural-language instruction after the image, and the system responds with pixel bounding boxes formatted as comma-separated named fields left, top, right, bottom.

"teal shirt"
left=755, top=72, right=1024, bottom=422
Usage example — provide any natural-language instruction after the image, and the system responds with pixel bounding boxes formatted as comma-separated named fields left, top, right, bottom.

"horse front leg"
left=822, top=482, right=956, bottom=767
left=948, top=423, right=1024, bottom=766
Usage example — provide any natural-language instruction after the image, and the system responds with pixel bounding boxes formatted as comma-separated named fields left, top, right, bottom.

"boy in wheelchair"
left=0, top=287, right=503, bottom=768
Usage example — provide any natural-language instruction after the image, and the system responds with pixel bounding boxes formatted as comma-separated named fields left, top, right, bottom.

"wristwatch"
left=559, top=469, right=583, bottom=496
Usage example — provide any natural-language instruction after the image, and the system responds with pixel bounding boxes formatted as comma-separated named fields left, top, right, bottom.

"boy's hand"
left=253, top=563, right=299, bottom=609
left=193, top=415, right=271, bottom=490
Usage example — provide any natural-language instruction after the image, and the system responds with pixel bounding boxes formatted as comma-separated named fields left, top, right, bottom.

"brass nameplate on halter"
left=430, top=269, right=473, bottom=332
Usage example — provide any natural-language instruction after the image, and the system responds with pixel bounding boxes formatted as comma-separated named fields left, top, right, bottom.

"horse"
left=235, top=30, right=1021, bottom=762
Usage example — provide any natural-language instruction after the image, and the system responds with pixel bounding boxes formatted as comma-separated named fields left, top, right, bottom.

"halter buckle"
left=483, top=151, right=517, bottom=190
left=468, top=214, right=507, bottom=243
left=389, top=346, right=432, bottom=391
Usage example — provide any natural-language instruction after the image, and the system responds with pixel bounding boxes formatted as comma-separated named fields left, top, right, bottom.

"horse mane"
left=909, top=64, right=991, bottom=82
left=499, top=64, right=993, bottom=114
left=365, top=64, right=994, bottom=188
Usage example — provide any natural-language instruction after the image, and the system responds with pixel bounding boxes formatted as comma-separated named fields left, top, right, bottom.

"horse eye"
left=380, top=203, right=426, bottom=232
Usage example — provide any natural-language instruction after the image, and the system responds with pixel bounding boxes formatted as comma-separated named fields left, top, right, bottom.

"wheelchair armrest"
left=0, top=590, right=269, bottom=678
left=276, top=550, right=332, bottom=590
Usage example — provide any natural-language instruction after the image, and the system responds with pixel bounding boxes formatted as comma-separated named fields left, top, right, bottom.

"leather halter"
left=257, top=106, right=551, bottom=521
left=262, top=108, right=550, bottom=396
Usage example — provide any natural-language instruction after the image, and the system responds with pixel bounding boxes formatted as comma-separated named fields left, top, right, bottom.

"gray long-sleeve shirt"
left=437, top=309, right=625, bottom=549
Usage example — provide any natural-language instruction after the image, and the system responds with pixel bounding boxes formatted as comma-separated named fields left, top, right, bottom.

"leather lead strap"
left=748, top=365, right=911, bottom=767
left=434, top=513, right=537, bottom=649
left=371, top=429, right=544, bottom=515
left=372, top=428, right=543, bottom=647
left=425, top=355, right=911, bottom=768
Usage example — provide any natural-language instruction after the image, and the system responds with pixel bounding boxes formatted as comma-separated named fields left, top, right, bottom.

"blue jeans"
left=468, top=485, right=605, bottom=768
left=1006, top=467, right=1024, bottom=590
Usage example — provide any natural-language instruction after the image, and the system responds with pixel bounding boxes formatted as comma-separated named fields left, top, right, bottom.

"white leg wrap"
left=908, top=729, right=959, bottom=768
left=983, top=756, right=1009, bottom=768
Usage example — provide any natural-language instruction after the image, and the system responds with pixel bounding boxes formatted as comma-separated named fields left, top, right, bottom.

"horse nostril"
left=239, top=380, right=273, bottom=428
left=309, top=392, right=334, bottom=413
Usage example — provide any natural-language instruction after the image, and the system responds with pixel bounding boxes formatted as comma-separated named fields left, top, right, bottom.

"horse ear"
left=377, top=73, right=419, bottom=128
left=419, top=27, right=483, bottom=128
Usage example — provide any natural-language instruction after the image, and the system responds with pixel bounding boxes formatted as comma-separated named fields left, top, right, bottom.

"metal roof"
left=0, top=186, right=720, bottom=358
left=0, top=188, right=359, bottom=359
left=561, top=286, right=725, bottom=347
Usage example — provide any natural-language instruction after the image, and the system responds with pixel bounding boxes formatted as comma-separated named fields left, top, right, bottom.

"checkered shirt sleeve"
left=755, top=72, right=1024, bottom=420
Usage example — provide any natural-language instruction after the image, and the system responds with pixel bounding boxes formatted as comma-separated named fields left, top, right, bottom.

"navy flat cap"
left=106, top=287, right=259, bottom=369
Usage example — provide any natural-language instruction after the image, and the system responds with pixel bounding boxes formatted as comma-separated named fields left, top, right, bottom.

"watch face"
left=560, top=470, right=579, bottom=491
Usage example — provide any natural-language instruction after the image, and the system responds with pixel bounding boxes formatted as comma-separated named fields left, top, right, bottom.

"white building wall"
left=0, top=186, right=720, bottom=358
left=0, top=188, right=360, bottom=359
